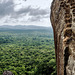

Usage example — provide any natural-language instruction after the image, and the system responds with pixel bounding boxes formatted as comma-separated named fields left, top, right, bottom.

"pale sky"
left=0, top=0, right=53, bottom=27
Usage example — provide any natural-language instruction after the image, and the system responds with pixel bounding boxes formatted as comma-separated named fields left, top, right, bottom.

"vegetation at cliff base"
left=0, top=26, right=56, bottom=75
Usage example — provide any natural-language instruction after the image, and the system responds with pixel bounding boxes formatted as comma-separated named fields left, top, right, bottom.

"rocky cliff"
left=50, top=0, right=75, bottom=75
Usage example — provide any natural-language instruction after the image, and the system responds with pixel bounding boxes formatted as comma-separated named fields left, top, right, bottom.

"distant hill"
left=0, top=25, right=53, bottom=32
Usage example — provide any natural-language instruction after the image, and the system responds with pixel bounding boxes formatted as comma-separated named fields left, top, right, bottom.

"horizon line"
left=0, top=25, right=52, bottom=27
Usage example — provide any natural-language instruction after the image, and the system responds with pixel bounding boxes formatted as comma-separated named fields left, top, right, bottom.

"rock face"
left=51, top=0, right=75, bottom=75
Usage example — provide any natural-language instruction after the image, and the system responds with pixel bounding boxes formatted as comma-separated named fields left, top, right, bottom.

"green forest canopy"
left=0, top=26, right=56, bottom=75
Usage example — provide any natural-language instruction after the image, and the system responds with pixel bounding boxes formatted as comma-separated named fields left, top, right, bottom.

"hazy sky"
left=0, top=0, right=53, bottom=27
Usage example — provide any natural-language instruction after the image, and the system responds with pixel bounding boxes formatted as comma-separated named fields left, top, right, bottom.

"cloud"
left=16, top=6, right=49, bottom=16
left=23, top=0, right=27, bottom=1
left=0, top=0, right=50, bottom=25
left=16, top=6, right=31, bottom=15
left=29, top=8, right=49, bottom=16
left=0, top=0, right=49, bottom=18
left=0, top=0, right=14, bottom=18
left=14, top=6, right=49, bottom=21
left=28, top=14, right=50, bottom=22
left=28, top=16, right=41, bottom=22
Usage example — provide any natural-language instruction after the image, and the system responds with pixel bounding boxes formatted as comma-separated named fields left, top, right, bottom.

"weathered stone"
left=3, top=71, right=14, bottom=75
left=51, top=0, right=75, bottom=75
